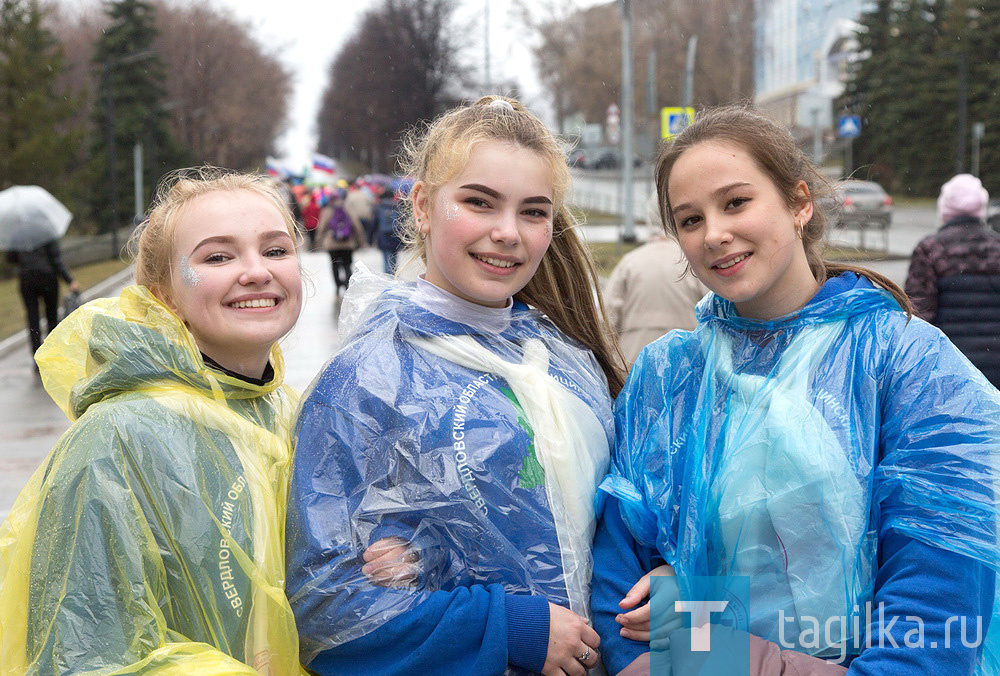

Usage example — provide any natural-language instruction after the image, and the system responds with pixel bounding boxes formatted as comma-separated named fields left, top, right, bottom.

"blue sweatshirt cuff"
left=505, top=593, right=550, bottom=672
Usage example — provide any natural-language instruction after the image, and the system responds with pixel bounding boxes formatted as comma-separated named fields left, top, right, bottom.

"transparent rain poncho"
left=601, top=274, right=1000, bottom=668
left=0, top=285, right=304, bottom=675
left=287, top=267, right=613, bottom=664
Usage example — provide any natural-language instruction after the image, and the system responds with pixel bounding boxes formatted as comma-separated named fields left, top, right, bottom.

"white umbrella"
left=0, top=185, right=73, bottom=251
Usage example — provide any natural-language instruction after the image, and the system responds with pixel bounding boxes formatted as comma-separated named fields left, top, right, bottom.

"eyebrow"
left=459, top=183, right=552, bottom=205
left=671, top=181, right=752, bottom=215
left=189, top=230, right=292, bottom=255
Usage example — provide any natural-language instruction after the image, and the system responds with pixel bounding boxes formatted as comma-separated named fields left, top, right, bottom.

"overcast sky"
left=202, top=0, right=608, bottom=170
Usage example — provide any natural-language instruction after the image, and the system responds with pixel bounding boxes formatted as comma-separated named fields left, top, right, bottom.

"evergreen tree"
left=90, top=0, right=185, bottom=235
left=846, top=0, right=1000, bottom=196
left=0, top=0, right=82, bottom=196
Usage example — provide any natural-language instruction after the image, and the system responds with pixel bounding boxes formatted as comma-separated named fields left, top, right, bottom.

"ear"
left=151, top=283, right=183, bottom=321
left=793, top=180, right=814, bottom=224
left=411, top=181, right=431, bottom=237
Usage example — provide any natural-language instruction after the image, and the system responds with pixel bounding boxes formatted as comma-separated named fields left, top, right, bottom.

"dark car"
left=987, top=199, right=1000, bottom=233
left=828, top=180, right=893, bottom=230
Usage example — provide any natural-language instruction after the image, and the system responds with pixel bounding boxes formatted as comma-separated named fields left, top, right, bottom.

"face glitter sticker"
left=444, top=201, right=460, bottom=221
left=179, top=255, right=202, bottom=287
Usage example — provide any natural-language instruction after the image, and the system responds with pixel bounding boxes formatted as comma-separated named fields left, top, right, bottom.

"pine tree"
left=845, top=0, right=1000, bottom=196
left=0, top=0, right=82, bottom=196
left=90, top=0, right=186, bottom=236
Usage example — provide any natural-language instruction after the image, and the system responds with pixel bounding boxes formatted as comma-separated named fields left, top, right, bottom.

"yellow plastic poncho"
left=0, top=285, right=304, bottom=675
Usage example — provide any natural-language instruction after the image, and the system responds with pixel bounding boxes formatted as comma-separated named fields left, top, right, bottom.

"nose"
left=490, top=210, right=521, bottom=246
left=702, top=214, right=732, bottom=250
left=240, top=254, right=273, bottom=285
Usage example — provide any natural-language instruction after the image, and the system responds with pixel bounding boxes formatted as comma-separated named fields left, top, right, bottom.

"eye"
left=264, top=246, right=290, bottom=257
left=203, top=253, right=230, bottom=263
left=677, top=214, right=701, bottom=230
left=464, top=196, right=491, bottom=209
left=726, top=196, right=750, bottom=210
left=522, top=207, right=550, bottom=219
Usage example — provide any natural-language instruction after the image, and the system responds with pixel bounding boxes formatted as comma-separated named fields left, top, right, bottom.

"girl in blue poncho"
left=287, top=96, right=626, bottom=676
left=592, top=106, right=1000, bottom=676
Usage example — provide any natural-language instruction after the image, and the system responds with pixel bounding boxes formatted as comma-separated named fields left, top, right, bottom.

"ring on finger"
left=576, top=647, right=591, bottom=663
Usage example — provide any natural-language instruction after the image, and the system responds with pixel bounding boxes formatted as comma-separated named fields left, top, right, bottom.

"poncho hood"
left=696, top=271, right=900, bottom=330
left=36, top=284, right=287, bottom=421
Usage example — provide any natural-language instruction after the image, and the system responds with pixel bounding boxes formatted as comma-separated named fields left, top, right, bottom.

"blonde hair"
left=654, top=105, right=913, bottom=315
left=399, top=95, right=625, bottom=395
left=128, top=166, right=299, bottom=299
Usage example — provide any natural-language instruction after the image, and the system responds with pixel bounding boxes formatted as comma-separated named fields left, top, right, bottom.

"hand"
left=542, top=603, right=601, bottom=676
left=361, top=536, right=419, bottom=587
left=617, top=565, right=681, bottom=643
left=69, top=280, right=80, bottom=293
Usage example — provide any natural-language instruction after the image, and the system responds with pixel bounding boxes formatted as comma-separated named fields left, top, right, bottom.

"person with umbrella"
left=0, top=185, right=80, bottom=364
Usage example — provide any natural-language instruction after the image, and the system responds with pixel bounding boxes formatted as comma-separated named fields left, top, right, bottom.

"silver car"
left=828, top=180, right=893, bottom=230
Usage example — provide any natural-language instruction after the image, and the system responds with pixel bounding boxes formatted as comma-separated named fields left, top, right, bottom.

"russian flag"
left=312, top=153, right=337, bottom=175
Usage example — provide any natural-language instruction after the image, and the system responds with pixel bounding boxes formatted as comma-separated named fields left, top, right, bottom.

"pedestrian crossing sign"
left=662, top=107, right=695, bottom=139
left=838, top=115, right=861, bottom=138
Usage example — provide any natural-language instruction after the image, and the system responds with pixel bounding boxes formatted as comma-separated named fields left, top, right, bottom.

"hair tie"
left=488, top=99, right=515, bottom=112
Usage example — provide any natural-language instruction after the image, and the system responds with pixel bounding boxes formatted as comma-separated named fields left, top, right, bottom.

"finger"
left=617, top=602, right=651, bottom=627
left=580, top=646, right=601, bottom=669
left=364, top=537, right=407, bottom=561
left=621, top=628, right=650, bottom=642
left=619, top=575, right=651, bottom=610
left=368, top=546, right=411, bottom=566
left=367, top=564, right=419, bottom=587
left=581, top=623, right=600, bottom=648
left=362, top=558, right=418, bottom=579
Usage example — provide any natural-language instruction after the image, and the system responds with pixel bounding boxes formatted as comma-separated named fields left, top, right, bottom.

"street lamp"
left=621, top=0, right=636, bottom=243
left=101, top=49, right=155, bottom=258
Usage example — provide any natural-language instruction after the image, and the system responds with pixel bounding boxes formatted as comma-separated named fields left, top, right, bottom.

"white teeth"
left=230, top=298, right=277, bottom=309
left=717, top=253, right=749, bottom=269
left=473, top=254, right=516, bottom=268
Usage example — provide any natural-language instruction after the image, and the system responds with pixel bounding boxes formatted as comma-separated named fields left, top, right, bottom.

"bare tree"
left=317, top=0, right=469, bottom=172
left=153, top=2, right=291, bottom=169
left=517, top=0, right=754, bottom=133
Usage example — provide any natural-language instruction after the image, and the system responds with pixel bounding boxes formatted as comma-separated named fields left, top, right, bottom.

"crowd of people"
left=1, top=97, right=999, bottom=676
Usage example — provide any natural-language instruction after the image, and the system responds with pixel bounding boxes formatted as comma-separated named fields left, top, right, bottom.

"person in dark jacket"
left=6, top=239, right=79, bottom=359
left=904, top=173, right=1000, bottom=387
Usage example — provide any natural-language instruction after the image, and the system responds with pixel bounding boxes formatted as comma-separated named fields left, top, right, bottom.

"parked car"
left=987, top=199, right=1000, bottom=232
left=567, top=149, right=587, bottom=168
left=588, top=147, right=643, bottom=170
left=827, top=180, right=893, bottom=230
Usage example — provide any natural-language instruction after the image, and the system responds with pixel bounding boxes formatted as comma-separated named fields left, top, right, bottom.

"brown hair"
left=399, top=95, right=625, bottom=395
left=653, top=104, right=913, bottom=315
left=127, top=166, right=299, bottom=300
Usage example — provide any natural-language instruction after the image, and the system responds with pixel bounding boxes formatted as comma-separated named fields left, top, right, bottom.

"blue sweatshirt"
left=287, top=275, right=613, bottom=674
left=595, top=273, right=1000, bottom=674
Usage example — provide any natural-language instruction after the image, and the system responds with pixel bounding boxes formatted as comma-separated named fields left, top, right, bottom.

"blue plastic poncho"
left=287, top=267, right=613, bottom=664
left=601, top=273, right=1000, bottom=665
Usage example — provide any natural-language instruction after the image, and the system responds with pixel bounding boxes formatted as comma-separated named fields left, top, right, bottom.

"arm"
left=288, top=389, right=583, bottom=675
left=605, top=263, right=628, bottom=333
left=849, top=316, right=1000, bottom=673
left=903, top=239, right=939, bottom=322
left=43, top=240, right=75, bottom=286
left=591, top=494, right=667, bottom=675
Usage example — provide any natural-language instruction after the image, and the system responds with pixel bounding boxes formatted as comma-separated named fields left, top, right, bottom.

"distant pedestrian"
left=605, top=194, right=707, bottom=366
left=344, top=182, right=376, bottom=245
left=301, top=189, right=323, bottom=250
left=318, top=189, right=366, bottom=296
left=374, top=185, right=406, bottom=273
left=6, top=240, right=79, bottom=362
left=904, top=173, right=1000, bottom=387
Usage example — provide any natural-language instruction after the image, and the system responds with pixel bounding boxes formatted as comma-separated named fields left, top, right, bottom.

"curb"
left=0, top=265, right=135, bottom=361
